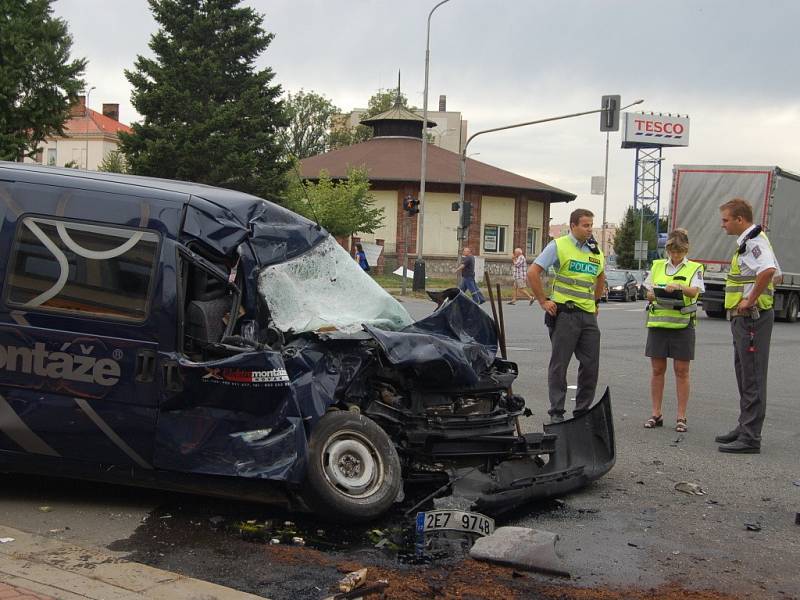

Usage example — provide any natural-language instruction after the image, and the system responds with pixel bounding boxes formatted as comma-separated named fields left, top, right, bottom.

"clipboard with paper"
left=653, top=286, right=685, bottom=308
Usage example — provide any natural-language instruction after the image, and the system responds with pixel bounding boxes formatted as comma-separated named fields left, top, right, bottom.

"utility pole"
left=415, top=0, right=452, bottom=291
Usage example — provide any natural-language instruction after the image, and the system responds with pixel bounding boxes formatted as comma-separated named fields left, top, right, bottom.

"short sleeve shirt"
left=644, top=259, right=705, bottom=292
left=534, top=234, right=602, bottom=274
left=513, top=255, right=527, bottom=280
left=736, top=225, right=778, bottom=297
left=461, top=254, right=475, bottom=278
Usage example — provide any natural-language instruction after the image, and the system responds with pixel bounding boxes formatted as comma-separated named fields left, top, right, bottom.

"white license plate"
left=416, top=510, right=494, bottom=536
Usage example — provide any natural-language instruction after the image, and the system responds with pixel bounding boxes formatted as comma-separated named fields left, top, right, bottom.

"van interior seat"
left=186, top=298, right=229, bottom=347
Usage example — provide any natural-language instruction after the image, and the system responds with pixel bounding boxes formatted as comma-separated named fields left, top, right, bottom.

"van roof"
left=0, top=162, right=328, bottom=266
left=1, top=161, right=263, bottom=210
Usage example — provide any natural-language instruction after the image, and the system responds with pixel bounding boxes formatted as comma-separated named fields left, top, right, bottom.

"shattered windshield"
left=258, top=236, right=413, bottom=334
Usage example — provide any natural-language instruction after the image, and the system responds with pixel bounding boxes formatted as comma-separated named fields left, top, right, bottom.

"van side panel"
left=0, top=178, right=183, bottom=467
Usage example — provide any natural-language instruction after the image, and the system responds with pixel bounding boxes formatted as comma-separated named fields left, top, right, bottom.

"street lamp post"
left=456, top=105, right=618, bottom=261
left=415, top=0, right=452, bottom=292
left=85, top=86, right=96, bottom=170
left=600, top=98, right=644, bottom=254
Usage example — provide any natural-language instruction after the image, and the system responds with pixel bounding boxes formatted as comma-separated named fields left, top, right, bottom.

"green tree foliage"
left=285, top=167, right=383, bottom=239
left=0, top=0, right=86, bottom=160
left=364, top=88, right=413, bottom=117
left=118, top=0, right=288, bottom=202
left=329, top=88, right=416, bottom=149
left=613, top=206, right=668, bottom=269
left=97, top=150, right=127, bottom=173
left=280, top=90, right=340, bottom=159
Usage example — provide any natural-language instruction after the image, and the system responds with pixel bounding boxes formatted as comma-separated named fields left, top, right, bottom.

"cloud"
left=51, top=0, right=800, bottom=227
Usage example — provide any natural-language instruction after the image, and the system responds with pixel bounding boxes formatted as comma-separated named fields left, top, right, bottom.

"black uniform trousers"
left=546, top=306, right=600, bottom=418
left=731, top=308, right=773, bottom=446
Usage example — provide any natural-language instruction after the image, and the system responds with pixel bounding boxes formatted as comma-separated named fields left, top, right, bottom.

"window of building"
left=526, top=227, right=539, bottom=256
left=483, top=225, right=507, bottom=254
left=5, top=217, right=159, bottom=322
left=46, top=148, right=57, bottom=166
left=71, top=148, right=87, bottom=169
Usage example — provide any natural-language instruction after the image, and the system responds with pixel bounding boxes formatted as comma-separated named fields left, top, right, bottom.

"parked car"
left=629, top=270, right=649, bottom=300
left=0, top=162, right=615, bottom=522
left=605, top=270, right=638, bottom=302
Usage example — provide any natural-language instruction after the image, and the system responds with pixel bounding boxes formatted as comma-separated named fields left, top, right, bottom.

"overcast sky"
left=53, top=0, right=800, bottom=224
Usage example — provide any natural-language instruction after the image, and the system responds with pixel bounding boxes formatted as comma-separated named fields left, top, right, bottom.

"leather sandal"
left=644, top=415, right=663, bottom=428
left=675, top=418, right=688, bottom=433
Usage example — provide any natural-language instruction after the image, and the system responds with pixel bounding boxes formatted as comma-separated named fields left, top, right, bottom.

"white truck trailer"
left=669, top=165, right=800, bottom=322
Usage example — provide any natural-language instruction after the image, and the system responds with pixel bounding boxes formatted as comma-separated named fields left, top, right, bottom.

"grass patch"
left=370, top=273, right=521, bottom=301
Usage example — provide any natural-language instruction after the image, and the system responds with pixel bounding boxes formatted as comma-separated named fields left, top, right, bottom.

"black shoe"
left=549, top=414, right=565, bottom=424
left=714, top=430, right=739, bottom=444
left=718, top=440, right=760, bottom=454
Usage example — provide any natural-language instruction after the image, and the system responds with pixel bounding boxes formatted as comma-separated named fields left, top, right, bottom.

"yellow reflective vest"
left=724, top=232, right=775, bottom=310
left=550, top=235, right=604, bottom=313
left=647, top=259, right=703, bottom=329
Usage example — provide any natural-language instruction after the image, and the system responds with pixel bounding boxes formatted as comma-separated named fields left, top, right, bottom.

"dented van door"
left=0, top=179, right=178, bottom=467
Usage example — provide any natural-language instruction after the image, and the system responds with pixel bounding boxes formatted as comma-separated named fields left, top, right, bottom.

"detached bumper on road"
left=452, top=388, right=615, bottom=515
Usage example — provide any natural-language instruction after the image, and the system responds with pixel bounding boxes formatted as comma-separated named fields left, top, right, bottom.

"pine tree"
left=613, top=206, right=661, bottom=269
left=0, top=0, right=86, bottom=161
left=119, top=0, right=288, bottom=201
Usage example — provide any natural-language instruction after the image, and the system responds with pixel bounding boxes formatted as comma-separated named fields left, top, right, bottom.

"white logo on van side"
left=0, top=342, right=121, bottom=386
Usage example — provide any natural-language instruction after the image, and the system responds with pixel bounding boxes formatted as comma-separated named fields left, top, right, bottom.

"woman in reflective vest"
left=643, top=229, right=704, bottom=433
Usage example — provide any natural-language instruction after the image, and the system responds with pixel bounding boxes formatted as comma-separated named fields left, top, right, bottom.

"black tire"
left=303, top=411, right=401, bottom=522
left=705, top=308, right=726, bottom=319
left=783, top=293, right=798, bottom=323
left=622, top=290, right=630, bottom=302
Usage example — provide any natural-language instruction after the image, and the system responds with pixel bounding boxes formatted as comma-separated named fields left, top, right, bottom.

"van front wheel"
left=303, top=411, right=401, bottom=521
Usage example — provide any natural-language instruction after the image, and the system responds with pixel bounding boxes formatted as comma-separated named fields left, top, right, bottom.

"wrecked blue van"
left=0, top=162, right=614, bottom=521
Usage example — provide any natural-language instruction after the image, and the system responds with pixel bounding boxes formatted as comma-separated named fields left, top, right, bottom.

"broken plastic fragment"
left=338, top=568, right=367, bottom=593
left=674, top=482, right=705, bottom=495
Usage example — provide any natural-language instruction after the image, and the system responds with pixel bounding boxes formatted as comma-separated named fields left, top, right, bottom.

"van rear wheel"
left=303, top=411, right=401, bottom=522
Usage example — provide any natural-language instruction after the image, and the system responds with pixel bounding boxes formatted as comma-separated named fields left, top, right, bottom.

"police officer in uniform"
left=716, top=198, right=778, bottom=454
left=528, top=209, right=605, bottom=423
left=642, top=229, right=704, bottom=432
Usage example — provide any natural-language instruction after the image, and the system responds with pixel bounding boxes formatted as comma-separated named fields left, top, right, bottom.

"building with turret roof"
left=300, top=98, right=575, bottom=275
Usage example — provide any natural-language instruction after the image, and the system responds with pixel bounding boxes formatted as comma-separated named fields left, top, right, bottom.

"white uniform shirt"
left=644, top=258, right=705, bottom=292
left=735, top=225, right=779, bottom=299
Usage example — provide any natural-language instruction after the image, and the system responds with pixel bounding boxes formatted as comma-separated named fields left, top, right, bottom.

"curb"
left=0, top=525, right=265, bottom=599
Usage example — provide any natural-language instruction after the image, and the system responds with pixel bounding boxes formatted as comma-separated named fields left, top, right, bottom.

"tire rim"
left=321, top=430, right=384, bottom=499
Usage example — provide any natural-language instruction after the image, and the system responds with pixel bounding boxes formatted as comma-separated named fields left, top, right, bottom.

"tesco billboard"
left=621, top=112, right=689, bottom=148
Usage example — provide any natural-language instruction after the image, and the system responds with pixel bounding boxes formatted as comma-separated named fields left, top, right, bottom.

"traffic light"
left=600, top=94, right=620, bottom=132
left=403, top=195, right=419, bottom=215
left=459, top=201, right=472, bottom=228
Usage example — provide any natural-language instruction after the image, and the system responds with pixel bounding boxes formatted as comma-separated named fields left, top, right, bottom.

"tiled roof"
left=360, top=104, right=436, bottom=128
left=299, top=136, right=575, bottom=202
left=63, top=108, right=132, bottom=136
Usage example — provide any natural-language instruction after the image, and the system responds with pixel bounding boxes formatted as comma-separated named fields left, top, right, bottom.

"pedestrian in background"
left=715, top=198, right=777, bottom=454
left=454, top=246, right=485, bottom=305
left=528, top=208, right=605, bottom=422
left=354, top=243, right=370, bottom=272
left=642, top=229, right=704, bottom=433
left=508, top=247, right=535, bottom=305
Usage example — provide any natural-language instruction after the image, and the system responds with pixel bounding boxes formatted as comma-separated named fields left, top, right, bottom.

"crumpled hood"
left=364, top=292, right=498, bottom=386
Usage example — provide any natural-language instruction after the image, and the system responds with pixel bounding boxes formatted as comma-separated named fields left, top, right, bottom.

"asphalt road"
left=457, top=296, right=800, bottom=599
left=0, top=296, right=798, bottom=599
